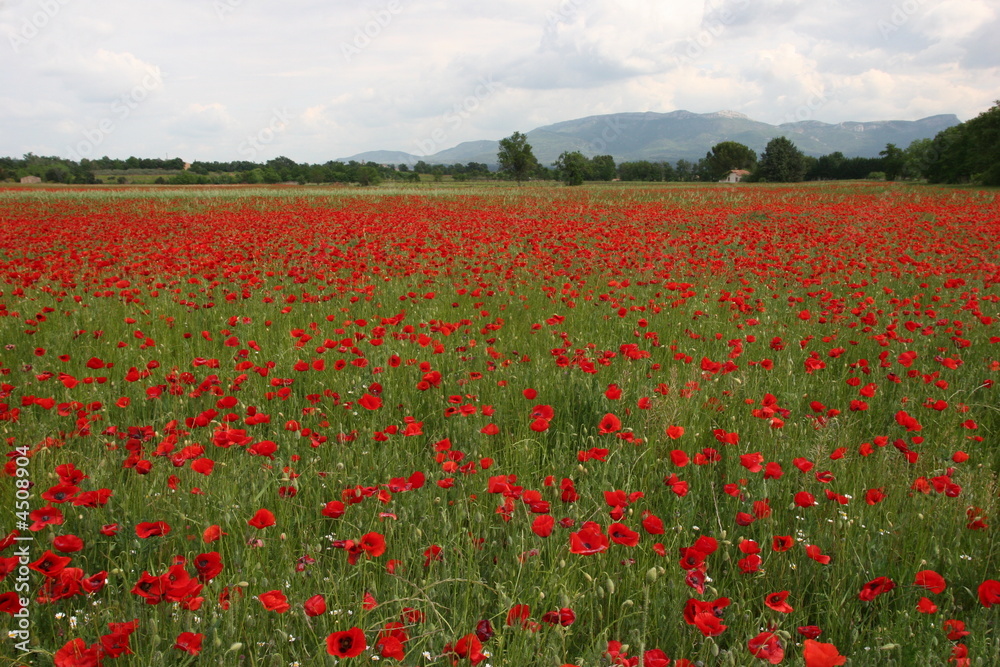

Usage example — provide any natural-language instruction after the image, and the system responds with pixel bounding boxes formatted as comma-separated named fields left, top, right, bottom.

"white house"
left=722, top=169, right=751, bottom=183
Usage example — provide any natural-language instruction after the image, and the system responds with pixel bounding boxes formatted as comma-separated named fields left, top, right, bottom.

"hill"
left=340, top=110, right=959, bottom=167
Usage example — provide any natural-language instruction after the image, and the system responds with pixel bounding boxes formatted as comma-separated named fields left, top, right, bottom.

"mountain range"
left=339, top=110, right=959, bottom=167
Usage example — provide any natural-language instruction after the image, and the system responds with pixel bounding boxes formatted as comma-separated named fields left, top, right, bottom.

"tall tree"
left=705, top=141, right=757, bottom=181
left=878, top=143, right=906, bottom=181
left=926, top=101, right=1000, bottom=186
left=757, top=136, right=806, bottom=182
left=553, top=151, right=589, bottom=186
left=497, top=131, right=538, bottom=185
left=590, top=155, right=617, bottom=181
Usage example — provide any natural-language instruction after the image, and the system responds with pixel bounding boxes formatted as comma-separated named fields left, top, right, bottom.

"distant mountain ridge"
left=340, top=110, right=959, bottom=167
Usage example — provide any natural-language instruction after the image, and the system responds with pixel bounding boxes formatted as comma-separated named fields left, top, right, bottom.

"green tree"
left=497, top=131, right=538, bottom=185
left=355, top=165, right=382, bottom=186
left=590, top=155, right=617, bottom=181
left=757, top=136, right=806, bottom=182
left=553, top=151, right=589, bottom=186
left=260, top=167, right=281, bottom=184
left=704, top=141, right=757, bottom=181
left=267, top=156, right=300, bottom=182
left=926, top=102, right=1000, bottom=185
left=808, top=151, right=846, bottom=180
left=618, top=161, right=662, bottom=181
left=902, top=139, right=933, bottom=179
left=674, top=159, right=696, bottom=181
left=879, top=143, right=906, bottom=181
left=169, top=170, right=204, bottom=185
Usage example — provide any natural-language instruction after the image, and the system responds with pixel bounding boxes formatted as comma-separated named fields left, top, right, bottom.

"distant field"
left=0, top=183, right=997, bottom=666
left=92, top=169, right=186, bottom=184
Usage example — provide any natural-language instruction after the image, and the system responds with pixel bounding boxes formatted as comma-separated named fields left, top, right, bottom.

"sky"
left=1, top=0, right=997, bottom=163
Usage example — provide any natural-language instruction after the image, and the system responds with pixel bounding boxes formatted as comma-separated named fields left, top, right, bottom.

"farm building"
left=721, top=169, right=751, bottom=183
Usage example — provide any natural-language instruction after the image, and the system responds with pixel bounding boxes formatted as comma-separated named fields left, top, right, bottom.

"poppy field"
left=1, top=183, right=998, bottom=666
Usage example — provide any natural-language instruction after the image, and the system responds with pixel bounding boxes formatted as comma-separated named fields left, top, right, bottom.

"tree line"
left=498, top=102, right=999, bottom=185
left=4, top=102, right=996, bottom=185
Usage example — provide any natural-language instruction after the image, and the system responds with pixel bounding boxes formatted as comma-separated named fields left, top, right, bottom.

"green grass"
left=0, top=183, right=997, bottom=666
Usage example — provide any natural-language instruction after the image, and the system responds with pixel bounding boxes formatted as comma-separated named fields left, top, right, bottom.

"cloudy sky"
left=1, top=0, right=997, bottom=163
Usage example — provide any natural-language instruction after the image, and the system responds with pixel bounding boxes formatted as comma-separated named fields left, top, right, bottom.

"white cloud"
left=0, top=0, right=996, bottom=161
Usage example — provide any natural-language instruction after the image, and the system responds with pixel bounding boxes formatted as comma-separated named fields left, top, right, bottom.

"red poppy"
left=978, top=579, right=1000, bottom=607
left=795, top=491, right=817, bottom=507
left=803, top=639, right=846, bottom=667
left=202, top=525, right=225, bottom=542
left=41, top=483, right=79, bottom=504
left=692, top=612, right=726, bottom=637
left=135, top=521, right=171, bottom=538
left=943, top=619, right=970, bottom=640
left=738, top=554, right=762, bottom=574
left=448, top=633, right=486, bottom=665
left=326, top=626, right=366, bottom=658
left=865, top=487, right=887, bottom=505
left=360, top=532, right=386, bottom=558
left=666, top=425, right=685, bottom=439
left=29, top=505, right=64, bottom=531
left=598, top=413, right=622, bottom=434
left=765, top=590, right=794, bottom=613
left=54, top=638, right=102, bottom=667
left=805, top=544, right=831, bottom=564
left=507, top=603, right=531, bottom=628
left=858, top=576, right=895, bottom=601
left=532, top=514, right=555, bottom=537
left=193, top=552, right=223, bottom=582
left=748, top=631, right=784, bottom=664
left=358, top=393, right=382, bottom=410
left=643, top=648, right=669, bottom=667
left=259, top=589, right=290, bottom=613
left=247, top=508, right=276, bottom=529
left=377, top=635, right=405, bottom=660
left=772, top=535, right=794, bottom=552
left=641, top=511, right=664, bottom=535
left=569, top=522, right=608, bottom=555
left=608, top=522, right=640, bottom=547
left=423, top=544, right=442, bottom=566
left=174, top=631, right=204, bottom=656
left=914, top=569, right=946, bottom=594
left=916, top=596, right=938, bottom=614
left=530, top=418, right=550, bottom=432
left=322, top=500, right=346, bottom=518
left=304, top=594, right=326, bottom=617
left=29, top=550, right=72, bottom=577
left=797, top=626, right=822, bottom=639
left=52, top=534, right=84, bottom=553
left=740, top=452, right=764, bottom=472
left=0, top=591, right=24, bottom=615
left=100, top=629, right=134, bottom=658
left=190, top=457, right=214, bottom=475
left=131, top=571, right=165, bottom=604
left=541, top=607, right=576, bottom=626
left=81, top=571, right=107, bottom=594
